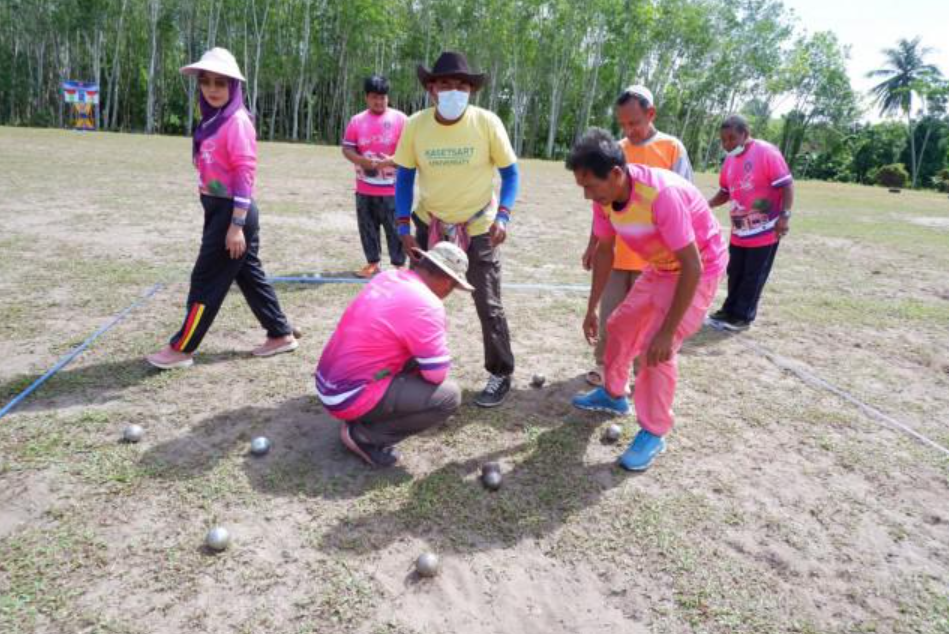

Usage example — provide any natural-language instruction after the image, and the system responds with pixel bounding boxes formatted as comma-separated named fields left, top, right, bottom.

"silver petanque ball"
left=604, top=423, right=622, bottom=443
left=530, top=373, right=546, bottom=388
left=205, top=526, right=230, bottom=552
left=249, top=436, right=272, bottom=456
left=482, top=470, right=503, bottom=491
left=416, top=552, right=440, bottom=578
left=122, top=424, right=144, bottom=443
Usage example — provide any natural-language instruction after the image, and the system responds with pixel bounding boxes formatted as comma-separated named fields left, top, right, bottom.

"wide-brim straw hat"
left=416, top=51, right=486, bottom=92
left=180, top=47, right=246, bottom=82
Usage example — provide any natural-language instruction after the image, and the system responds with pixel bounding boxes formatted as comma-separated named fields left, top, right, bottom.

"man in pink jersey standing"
left=706, top=114, right=794, bottom=332
left=315, top=242, right=470, bottom=468
left=566, top=128, right=727, bottom=472
left=342, top=75, right=408, bottom=278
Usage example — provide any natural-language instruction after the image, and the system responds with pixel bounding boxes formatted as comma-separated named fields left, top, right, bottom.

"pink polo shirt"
left=718, top=139, right=793, bottom=248
left=195, top=108, right=256, bottom=210
left=342, top=108, right=407, bottom=196
left=315, top=270, right=451, bottom=421
left=592, top=164, right=727, bottom=280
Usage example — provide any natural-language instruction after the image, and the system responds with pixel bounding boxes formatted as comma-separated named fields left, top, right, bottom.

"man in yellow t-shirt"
left=393, top=51, right=520, bottom=408
left=581, top=85, right=694, bottom=386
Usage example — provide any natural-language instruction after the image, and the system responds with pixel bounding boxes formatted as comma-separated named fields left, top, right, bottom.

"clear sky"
left=783, top=0, right=949, bottom=120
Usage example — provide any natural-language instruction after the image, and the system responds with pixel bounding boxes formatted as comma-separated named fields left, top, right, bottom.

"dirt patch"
left=362, top=542, right=645, bottom=634
left=0, top=469, right=65, bottom=539
left=910, top=216, right=949, bottom=229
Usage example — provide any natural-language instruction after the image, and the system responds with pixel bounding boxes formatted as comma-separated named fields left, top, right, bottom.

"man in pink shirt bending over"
left=567, top=128, right=727, bottom=472
left=315, top=242, right=471, bottom=467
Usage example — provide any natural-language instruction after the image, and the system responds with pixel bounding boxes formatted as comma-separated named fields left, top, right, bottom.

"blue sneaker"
left=618, top=430, right=667, bottom=471
left=571, top=387, right=631, bottom=416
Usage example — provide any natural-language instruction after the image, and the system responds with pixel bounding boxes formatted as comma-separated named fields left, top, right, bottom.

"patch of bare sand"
left=909, top=216, right=949, bottom=229
left=0, top=469, right=66, bottom=539
left=361, top=541, right=646, bottom=634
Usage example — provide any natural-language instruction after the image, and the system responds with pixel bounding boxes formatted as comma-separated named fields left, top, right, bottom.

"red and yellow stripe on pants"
left=174, top=303, right=206, bottom=351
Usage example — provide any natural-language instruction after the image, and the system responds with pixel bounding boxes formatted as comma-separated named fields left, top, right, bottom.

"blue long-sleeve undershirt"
left=394, top=163, right=520, bottom=236
left=497, top=163, right=519, bottom=222
left=395, top=167, right=417, bottom=236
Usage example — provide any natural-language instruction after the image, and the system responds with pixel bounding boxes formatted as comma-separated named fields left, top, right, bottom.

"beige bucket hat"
left=413, top=242, right=475, bottom=292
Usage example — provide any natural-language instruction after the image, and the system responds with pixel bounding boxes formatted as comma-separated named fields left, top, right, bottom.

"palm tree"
left=868, top=37, right=942, bottom=188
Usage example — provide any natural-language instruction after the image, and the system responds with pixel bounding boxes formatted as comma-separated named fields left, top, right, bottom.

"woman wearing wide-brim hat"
left=391, top=51, right=521, bottom=408
left=146, top=47, right=298, bottom=370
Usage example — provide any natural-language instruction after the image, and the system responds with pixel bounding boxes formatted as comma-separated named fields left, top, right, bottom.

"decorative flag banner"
left=63, top=81, right=100, bottom=104
left=63, top=81, right=100, bottom=130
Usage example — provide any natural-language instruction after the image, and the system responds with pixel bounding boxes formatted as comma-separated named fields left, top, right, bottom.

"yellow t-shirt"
left=393, top=106, right=517, bottom=236
left=614, top=132, right=693, bottom=271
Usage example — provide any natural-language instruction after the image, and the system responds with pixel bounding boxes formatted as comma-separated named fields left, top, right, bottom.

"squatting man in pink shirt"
left=314, top=242, right=472, bottom=467
left=567, top=128, right=728, bottom=472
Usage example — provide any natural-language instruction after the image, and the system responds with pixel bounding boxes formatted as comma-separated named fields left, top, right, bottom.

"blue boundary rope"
left=269, top=276, right=589, bottom=293
left=0, top=276, right=583, bottom=421
left=0, top=283, right=163, bottom=421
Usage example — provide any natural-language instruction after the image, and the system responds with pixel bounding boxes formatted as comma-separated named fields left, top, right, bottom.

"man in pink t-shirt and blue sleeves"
left=342, top=75, right=408, bottom=279
left=315, top=242, right=471, bottom=468
left=707, top=114, right=794, bottom=332
left=567, top=128, right=727, bottom=472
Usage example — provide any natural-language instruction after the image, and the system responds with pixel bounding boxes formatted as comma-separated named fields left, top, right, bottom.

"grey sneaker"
left=720, top=316, right=751, bottom=332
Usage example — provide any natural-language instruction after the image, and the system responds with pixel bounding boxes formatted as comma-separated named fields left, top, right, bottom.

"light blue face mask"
left=436, top=89, right=469, bottom=120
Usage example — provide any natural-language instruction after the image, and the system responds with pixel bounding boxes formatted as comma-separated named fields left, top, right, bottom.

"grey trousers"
left=351, top=372, right=462, bottom=447
left=595, top=269, right=641, bottom=366
left=466, top=234, right=515, bottom=377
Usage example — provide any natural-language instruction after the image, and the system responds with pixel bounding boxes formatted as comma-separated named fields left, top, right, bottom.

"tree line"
left=1, top=0, right=947, bottom=189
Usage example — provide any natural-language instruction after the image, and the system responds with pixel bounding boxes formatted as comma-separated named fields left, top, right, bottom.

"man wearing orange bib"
left=581, top=85, right=693, bottom=387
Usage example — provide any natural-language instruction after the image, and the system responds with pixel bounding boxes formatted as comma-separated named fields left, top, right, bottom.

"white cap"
left=622, top=84, right=654, bottom=107
left=413, top=242, right=475, bottom=292
left=180, top=47, right=246, bottom=82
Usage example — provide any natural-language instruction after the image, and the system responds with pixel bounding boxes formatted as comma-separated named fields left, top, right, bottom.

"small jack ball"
left=531, top=374, right=546, bottom=388
left=205, top=526, right=230, bottom=551
left=416, top=552, right=439, bottom=577
left=482, top=470, right=502, bottom=491
left=604, top=423, right=622, bottom=443
left=250, top=436, right=271, bottom=456
left=122, top=424, right=144, bottom=443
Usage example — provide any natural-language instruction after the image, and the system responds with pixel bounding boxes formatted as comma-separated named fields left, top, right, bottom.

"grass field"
left=1, top=126, right=948, bottom=634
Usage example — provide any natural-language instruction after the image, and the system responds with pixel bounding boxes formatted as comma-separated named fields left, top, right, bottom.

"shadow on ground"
left=0, top=351, right=241, bottom=414
left=137, top=374, right=646, bottom=554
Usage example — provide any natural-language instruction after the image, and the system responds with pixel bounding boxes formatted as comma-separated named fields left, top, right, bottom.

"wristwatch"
left=780, top=210, right=792, bottom=219
left=231, top=215, right=247, bottom=227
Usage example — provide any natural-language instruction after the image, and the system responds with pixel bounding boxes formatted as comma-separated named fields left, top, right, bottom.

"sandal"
left=585, top=365, right=604, bottom=387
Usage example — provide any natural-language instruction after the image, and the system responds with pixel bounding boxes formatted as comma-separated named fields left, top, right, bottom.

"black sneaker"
left=475, top=374, right=511, bottom=408
left=720, top=316, right=751, bottom=332
left=340, top=422, right=401, bottom=468
left=708, top=309, right=730, bottom=322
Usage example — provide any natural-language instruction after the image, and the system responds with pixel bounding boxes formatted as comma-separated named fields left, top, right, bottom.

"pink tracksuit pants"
left=603, top=270, right=721, bottom=436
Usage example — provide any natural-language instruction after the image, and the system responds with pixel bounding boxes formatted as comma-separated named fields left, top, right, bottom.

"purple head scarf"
left=192, top=76, right=246, bottom=159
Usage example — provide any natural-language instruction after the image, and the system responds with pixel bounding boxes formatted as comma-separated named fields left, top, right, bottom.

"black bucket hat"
left=416, top=51, right=486, bottom=92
